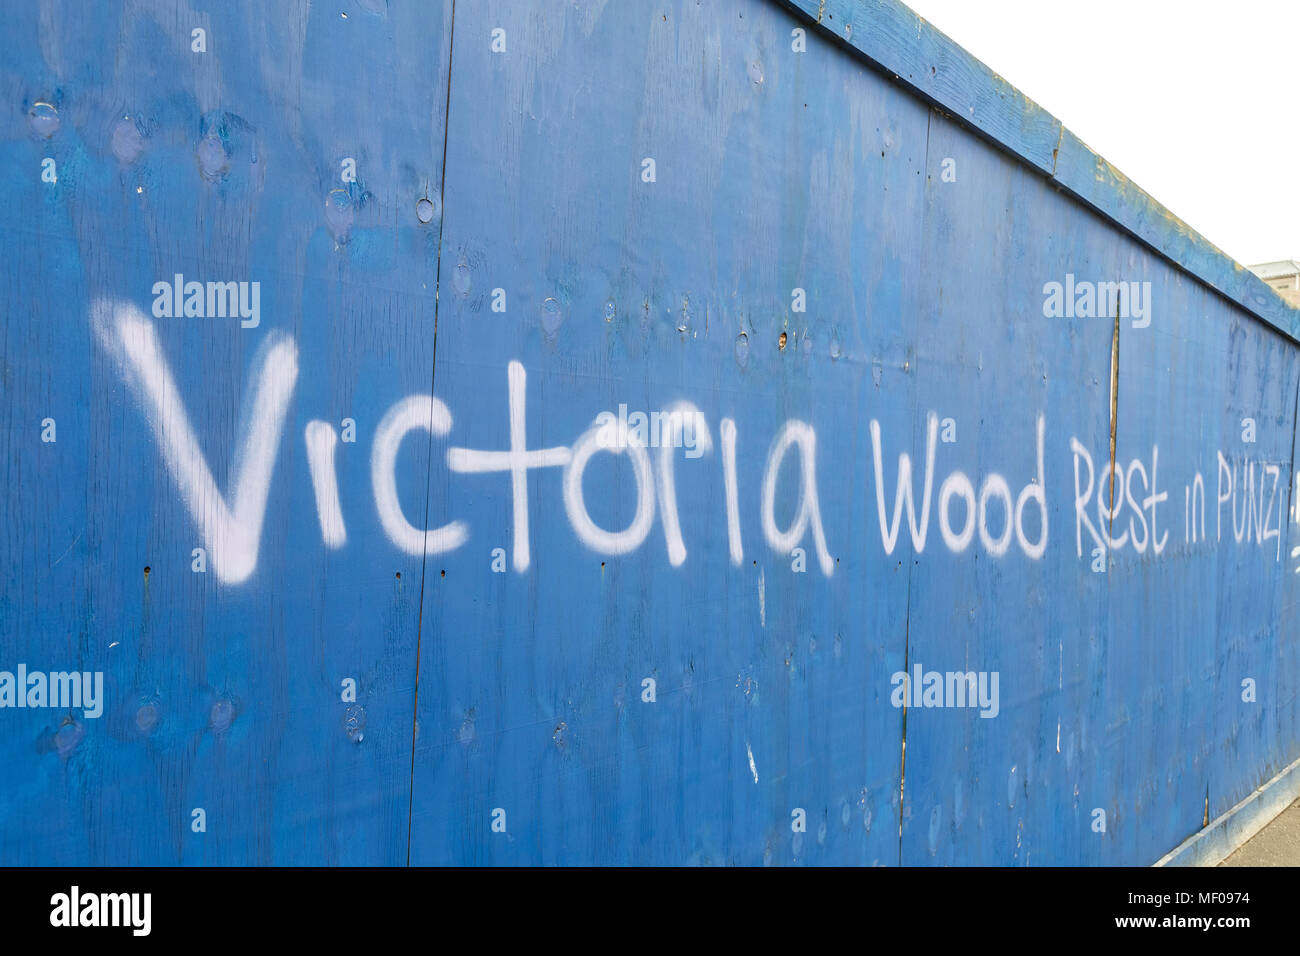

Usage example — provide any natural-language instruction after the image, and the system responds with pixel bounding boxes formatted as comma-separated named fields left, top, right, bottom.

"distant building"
left=1249, top=260, right=1300, bottom=307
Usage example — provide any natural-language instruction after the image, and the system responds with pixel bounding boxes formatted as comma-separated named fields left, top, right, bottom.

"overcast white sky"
left=901, top=0, right=1297, bottom=267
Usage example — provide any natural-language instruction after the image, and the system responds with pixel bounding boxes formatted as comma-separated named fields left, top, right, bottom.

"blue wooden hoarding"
left=2, top=0, right=1298, bottom=865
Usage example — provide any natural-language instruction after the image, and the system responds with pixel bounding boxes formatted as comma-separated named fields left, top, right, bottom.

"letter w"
left=101, top=301, right=297, bottom=584
left=871, top=413, right=937, bottom=554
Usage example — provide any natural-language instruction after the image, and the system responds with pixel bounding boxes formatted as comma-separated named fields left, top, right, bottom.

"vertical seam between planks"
left=1284, top=368, right=1300, bottom=564
left=897, top=107, right=934, bottom=865
left=1108, top=305, right=1120, bottom=544
left=407, top=0, right=458, bottom=868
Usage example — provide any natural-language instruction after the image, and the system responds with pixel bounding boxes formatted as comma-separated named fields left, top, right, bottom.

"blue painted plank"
left=408, top=0, right=924, bottom=865
left=778, top=0, right=1300, bottom=341
left=0, top=0, right=453, bottom=864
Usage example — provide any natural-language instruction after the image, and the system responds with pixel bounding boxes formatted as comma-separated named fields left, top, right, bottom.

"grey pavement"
left=1220, top=799, right=1300, bottom=866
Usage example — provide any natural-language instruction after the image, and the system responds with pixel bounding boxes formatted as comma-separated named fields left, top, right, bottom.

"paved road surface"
left=1220, top=799, right=1300, bottom=866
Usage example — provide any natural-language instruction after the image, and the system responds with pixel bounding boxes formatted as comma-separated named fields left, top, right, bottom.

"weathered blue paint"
left=782, top=0, right=1300, bottom=340
left=2, top=0, right=1298, bottom=866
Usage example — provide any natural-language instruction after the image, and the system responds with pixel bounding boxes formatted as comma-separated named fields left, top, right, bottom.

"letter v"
left=106, top=301, right=297, bottom=584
